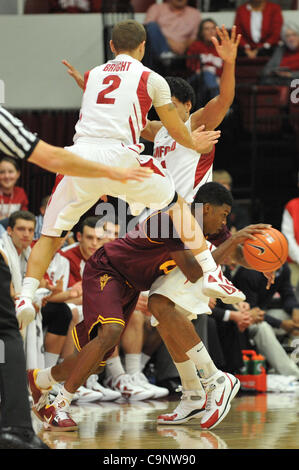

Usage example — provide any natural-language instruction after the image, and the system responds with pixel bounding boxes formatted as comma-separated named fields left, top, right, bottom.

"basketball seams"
left=243, top=244, right=281, bottom=265
left=253, top=233, right=282, bottom=263
left=243, top=227, right=289, bottom=272
left=254, top=228, right=287, bottom=264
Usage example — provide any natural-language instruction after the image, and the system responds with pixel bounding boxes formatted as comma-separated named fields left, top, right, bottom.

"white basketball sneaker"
left=72, top=385, right=103, bottom=404
left=200, top=371, right=240, bottom=430
left=85, top=375, right=122, bottom=401
left=15, top=297, right=36, bottom=328
left=130, top=372, right=169, bottom=399
left=202, top=267, right=246, bottom=304
left=104, top=374, right=153, bottom=401
left=157, top=389, right=206, bottom=424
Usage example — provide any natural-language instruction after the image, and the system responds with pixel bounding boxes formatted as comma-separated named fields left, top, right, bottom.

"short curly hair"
left=165, top=76, right=196, bottom=108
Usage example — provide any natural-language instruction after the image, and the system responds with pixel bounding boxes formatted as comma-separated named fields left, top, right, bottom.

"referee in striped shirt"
left=0, top=106, right=151, bottom=449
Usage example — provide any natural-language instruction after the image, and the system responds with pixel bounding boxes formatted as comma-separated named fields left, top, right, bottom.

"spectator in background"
left=186, top=18, right=224, bottom=107
left=212, top=169, right=251, bottom=232
left=0, top=156, right=28, bottom=225
left=187, top=18, right=223, bottom=94
left=261, top=22, right=299, bottom=85
left=48, top=0, right=92, bottom=12
left=144, top=0, right=201, bottom=62
left=281, top=181, right=299, bottom=300
left=235, top=0, right=283, bottom=58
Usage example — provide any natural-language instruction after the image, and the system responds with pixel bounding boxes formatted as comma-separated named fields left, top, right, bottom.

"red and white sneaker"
left=202, top=267, right=245, bottom=304
left=104, top=374, right=153, bottom=401
left=36, top=404, right=78, bottom=432
left=157, top=390, right=206, bottom=425
left=27, top=369, right=51, bottom=409
left=15, top=297, right=35, bottom=329
left=200, top=371, right=240, bottom=430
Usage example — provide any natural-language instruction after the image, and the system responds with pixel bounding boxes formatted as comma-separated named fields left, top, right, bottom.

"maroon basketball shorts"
left=72, top=248, right=139, bottom=366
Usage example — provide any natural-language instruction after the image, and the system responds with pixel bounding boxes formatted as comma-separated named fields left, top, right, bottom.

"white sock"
left=174, top=360, right=205, bottom=393
left=186, top=342, right=218, bottom=379
left=53, top=385, right=74, bottom=409
left=106, top=355, right=125, bottom=379
left=195, top=250, right=217, bottom=274
left=141, top=353, right=151, bottom=371
left=125, top=353, right=141, bottom=375
left=36, top=367, right=57, bottom=389
left=44, top=352, right=59, bottom=368
left=21, top=277, right=40, bottom=301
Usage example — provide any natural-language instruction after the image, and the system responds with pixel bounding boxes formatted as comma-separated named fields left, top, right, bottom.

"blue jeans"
left=202, top=70, right=219, bottom=97
left=145, top=22, right=171, bottom=57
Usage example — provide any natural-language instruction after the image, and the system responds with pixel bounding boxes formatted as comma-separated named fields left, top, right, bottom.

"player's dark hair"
left=165, top=76, right=196, bottom=108
left=80, top=216, right=102, bottom=233
left=192, top=182, right=233, bottom=208
left=8, top=210, right=36, bottom=229
left=112, top=20, right=146, bottom=52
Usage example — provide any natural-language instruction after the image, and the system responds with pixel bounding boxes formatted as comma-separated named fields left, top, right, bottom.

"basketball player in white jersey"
left=16, top=20, right=228, bottom=336
left=142, top=25, right=240, bottom=201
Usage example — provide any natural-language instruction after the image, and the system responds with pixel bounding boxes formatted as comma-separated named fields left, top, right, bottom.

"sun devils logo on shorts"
left=100, top=274, right=111, bottom=291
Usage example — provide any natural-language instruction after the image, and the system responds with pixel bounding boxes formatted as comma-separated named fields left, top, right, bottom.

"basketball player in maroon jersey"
left=27, top=183, right=270, bottom=432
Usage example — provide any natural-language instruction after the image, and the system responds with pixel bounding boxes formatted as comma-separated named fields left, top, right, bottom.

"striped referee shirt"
left=0, top=106, right=39, bottom=160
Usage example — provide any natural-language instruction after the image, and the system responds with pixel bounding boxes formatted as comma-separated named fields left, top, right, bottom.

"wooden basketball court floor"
left=32, top=392, right=299, bottom=450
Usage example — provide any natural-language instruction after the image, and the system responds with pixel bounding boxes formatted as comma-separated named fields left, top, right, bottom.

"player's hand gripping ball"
left=243, top=228, right=288, bottom=272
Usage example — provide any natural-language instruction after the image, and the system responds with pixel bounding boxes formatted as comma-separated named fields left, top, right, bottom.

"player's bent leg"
left=64, top=323, right=124, bottom=394
left=148, top=294, right=202, bottom=354
left=165, top=195, right=246, bottom=303
left=36, top=323, right=124, bottom=432
left=16, top=235, right=66, bottom=322
left=156, top=317, right=206, bottom=425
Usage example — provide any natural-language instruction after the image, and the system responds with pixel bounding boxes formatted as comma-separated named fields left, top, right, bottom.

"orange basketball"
left=243, top=228, right=289, bottom=272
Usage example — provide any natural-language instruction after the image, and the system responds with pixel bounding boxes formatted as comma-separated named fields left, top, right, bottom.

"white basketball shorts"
left=149, top=265, right=212, bottom=327
left=42, top=140, right=175, bottom=237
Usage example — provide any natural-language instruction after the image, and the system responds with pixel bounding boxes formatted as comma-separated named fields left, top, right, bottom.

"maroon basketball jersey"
left=90, top=211, right=186, bottom=291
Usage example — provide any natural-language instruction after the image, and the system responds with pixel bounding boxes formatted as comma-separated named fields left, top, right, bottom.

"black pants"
left=0, top=254, right=33, bottom=430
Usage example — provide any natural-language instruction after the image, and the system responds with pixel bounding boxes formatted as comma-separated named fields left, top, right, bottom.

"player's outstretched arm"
left=29, top=140, right=153, bottom=181
left=191, top=25, right=241, bottom=132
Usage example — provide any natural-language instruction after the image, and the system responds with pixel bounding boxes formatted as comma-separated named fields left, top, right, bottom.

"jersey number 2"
left=97, top=75, right=121, bottom=104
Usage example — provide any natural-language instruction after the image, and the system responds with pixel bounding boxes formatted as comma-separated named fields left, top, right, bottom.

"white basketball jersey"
left=153, top=117, right=215, bottom=203
left=74, top=54, right=154, bottom=153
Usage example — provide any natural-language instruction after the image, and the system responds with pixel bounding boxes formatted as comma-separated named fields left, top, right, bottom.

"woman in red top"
left=261, top=22, right=299, bottom=85
left=0, top=156, right=28, bottom=221
left=187, top=19, right=223, bottom=108
left=235, top=0, right=283, bottom=58
left=187, top=18, right=223, bottom=77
